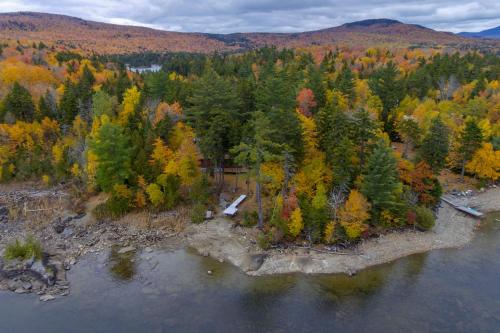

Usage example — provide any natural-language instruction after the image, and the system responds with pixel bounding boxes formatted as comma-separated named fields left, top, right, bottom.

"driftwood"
left=270, top=244, right=363, bottom=256
left=293, top=245, right=363, bottom=256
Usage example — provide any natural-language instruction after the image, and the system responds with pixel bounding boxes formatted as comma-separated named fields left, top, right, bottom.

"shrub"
left=342, top=221, right=368, bottom=241
left=191, top=203, right=205, bottom=224
left=157, top=174, right=180, bottom=209
left=93, top=195, right=131, bottom=220
left=146, top=183, right=164, bottom=207
left=241, top=210, right=258, bottom=227
left=189, top=175, right=211, bottom=205
left=257, top=232, right=272, bottom=250
left=4, top=236, right=42, bottom=261
left=415, top=206, right=435, bottom=231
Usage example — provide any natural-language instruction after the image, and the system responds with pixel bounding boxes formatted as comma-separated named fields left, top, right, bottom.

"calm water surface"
left=1, top=212, right=499, bottom=333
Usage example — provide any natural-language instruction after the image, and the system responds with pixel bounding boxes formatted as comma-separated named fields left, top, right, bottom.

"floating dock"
left=441, top=196, right=484, bottom=218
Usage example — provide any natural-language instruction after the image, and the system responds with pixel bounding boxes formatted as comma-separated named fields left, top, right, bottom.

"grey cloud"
left=1, top=0, right=500, bottom=33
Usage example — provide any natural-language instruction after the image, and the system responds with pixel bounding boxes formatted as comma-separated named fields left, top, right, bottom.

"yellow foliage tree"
left=466, top=143, right=500, bottom=181
left=146, top=183, right=164, bottom=207
left=261, top=161, right=284, bottom=195
left=119, top=86, right=140, bottom=125
left=293, top=156, right=331, bottom=198
left=288, top=207, right=303, bottom=238
left=164, top=123, right=200, bottom=186
left=134, top=190, right=147, bottom=208
left=323, top=221, right=337, bottom=244
left=150, top=137, right=173, bottom=168
left=86, top=150, right=98, bottom=191
left=338, top=190, right=370, bottom=240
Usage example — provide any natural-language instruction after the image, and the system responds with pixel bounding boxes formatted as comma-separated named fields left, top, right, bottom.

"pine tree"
left=256, top=67, right=303, bottom=160
left=187, top=66, right=241, bottom=188
left=317, top=94, right=351, bottom=164
left=369, top=61, right=404, bottom=137
left=351, top=108, right=378, bottom=167
left=59, top=80, right=78, bottom=124
left=419, top=117, right=450, bottom=173
left=76, top=65, right=95, bottom=122
left=231, top=112, right=282, bottom=229
left=3, top=82, right=35, bottom=122
left=89, top=122, right=133, bottom=192
left=38, top=95, right=49, bottom=120
left=361, top=142, right=403, bottom=222
left=305, top=64, right=326, bottom=111
left=331, top=137, right=357, bottom=188
left=456, top=119, right=483, bottom=179
left=335, top=65, right=356, bottom=105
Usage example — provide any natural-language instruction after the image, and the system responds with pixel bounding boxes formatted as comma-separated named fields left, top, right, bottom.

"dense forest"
left=0, top=40, right=498, bottom=247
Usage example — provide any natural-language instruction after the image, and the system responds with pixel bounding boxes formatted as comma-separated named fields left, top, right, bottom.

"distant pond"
left=127, top=64, right=162, bottom=73
left=0, top=212, right=499, bottom=332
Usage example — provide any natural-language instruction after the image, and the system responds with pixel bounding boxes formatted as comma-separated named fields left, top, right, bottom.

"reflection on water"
left=0, top=212, right=498, bottom=332
left=108, top=246, right=137, bottom=281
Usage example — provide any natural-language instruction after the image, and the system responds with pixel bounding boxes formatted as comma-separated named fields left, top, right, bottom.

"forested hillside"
left=0, top=40, right=498, bottom=246
left=1, top=12, right=498, bottom=54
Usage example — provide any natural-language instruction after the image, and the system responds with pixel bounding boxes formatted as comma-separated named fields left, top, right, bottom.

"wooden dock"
left=441, top=196, right=484, bottom=218
left=223, top=194, right=247, bottom=216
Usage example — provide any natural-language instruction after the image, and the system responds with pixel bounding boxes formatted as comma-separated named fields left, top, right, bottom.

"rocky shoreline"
left=0, top=187, right=184, bottom=301
left=187, top=187, right=500, bottom=276
left=0, top=185, right=498, bottom=301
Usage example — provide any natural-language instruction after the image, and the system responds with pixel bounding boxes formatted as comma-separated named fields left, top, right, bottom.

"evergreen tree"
left=256, top=68, right=303, bottom=160
left=331, top=137, right=357, bottom=187
left=361, top=142, right=403, bottom=222
left=187, top=66, right=241, bottom=187
left=335, top=65, right=356, bottom=105
left=38, top=95, right=50, bottom=120
left=59, top=80, right=78, bottom=124
left=76, top=65, right=95, bottom=122
left=419, top=117, right=450, bottom=173
left=471, top=76, right=486, bottom=98
left=144, top=71, right=168, bottom=101
left=3, top=82, right=35, bottom=122
left=351, top=108, right=378, bottom=167
left=406, top=67, right=432, bottom=99
left=369, top=61, right=404, bottom=137
left=317, top=95, right=351, bottom=164
left=305, top=64, right=326, bottom=111
left=456, top=119, right=483, bottom=179
left=90, top=122, right=133, bottom=192
left=302, top=184, right=329, bottom=243
left=231, top=112, right=282, bottom=229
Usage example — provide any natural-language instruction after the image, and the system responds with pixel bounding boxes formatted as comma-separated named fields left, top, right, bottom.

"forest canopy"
left=0, top=40, right=499, bottom=246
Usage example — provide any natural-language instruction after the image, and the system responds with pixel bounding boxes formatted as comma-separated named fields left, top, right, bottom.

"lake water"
left=128, top=64, right=162, bottom=73
left=1, top=212, right=499, bottom=333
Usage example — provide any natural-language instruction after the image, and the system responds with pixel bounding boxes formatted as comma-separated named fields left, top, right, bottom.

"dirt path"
left=187, top=187, right=500, bottom=276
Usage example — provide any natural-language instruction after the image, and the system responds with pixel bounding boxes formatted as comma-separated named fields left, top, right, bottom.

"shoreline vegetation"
left=187, top=187, right=500, bottom=275
left=0, top=184, right=497, bottom=298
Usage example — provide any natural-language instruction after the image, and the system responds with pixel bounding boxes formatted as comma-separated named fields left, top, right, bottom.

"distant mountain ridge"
left=459, top=26, right=500, bottom=39
left=0, top=12, right=494, bottom=54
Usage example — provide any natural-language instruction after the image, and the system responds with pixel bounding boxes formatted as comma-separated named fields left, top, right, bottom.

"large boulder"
left=31, top=260, right=55, bottom=285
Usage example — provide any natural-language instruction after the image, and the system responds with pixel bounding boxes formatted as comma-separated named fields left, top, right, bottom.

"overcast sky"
left=1, top=0, right=500, bottom=33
